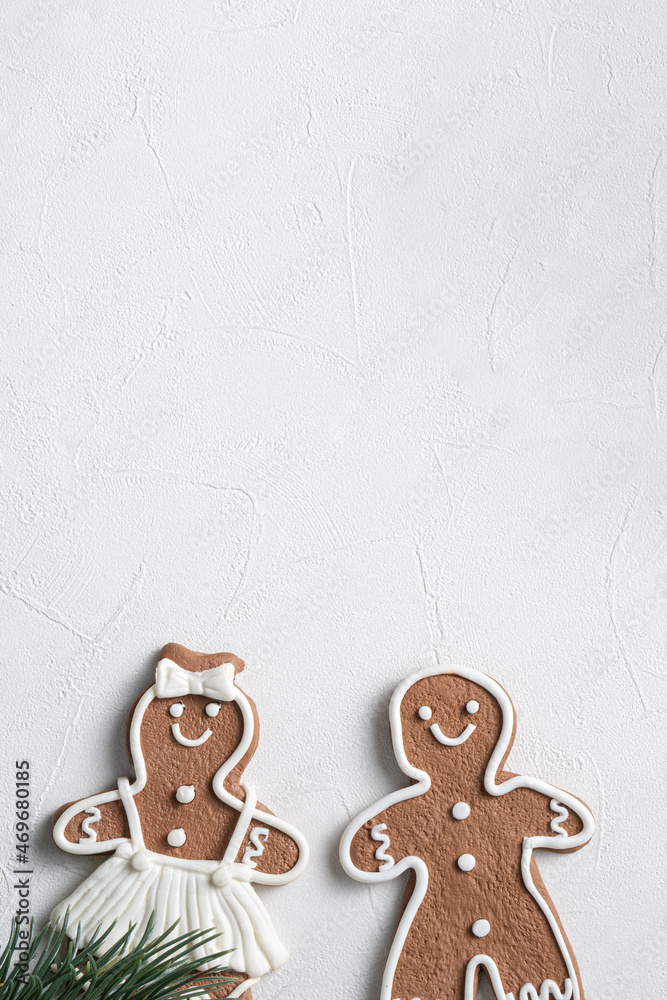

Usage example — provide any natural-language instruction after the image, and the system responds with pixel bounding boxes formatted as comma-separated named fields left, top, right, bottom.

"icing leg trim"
left=379, top=858, right=429, bottom=1000
left=465, top=955, right=510, bottom=1000
left=518, top=979, right=573, bottom=1000
left=227, top=976, right=260, bottom=997
left=520, top=846, right=580, bottom=1000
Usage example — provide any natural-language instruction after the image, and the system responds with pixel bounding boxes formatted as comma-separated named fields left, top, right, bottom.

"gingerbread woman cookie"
left=51, top=644, right=309, bottom=999
left=340, top=666, right=594, bottom=1000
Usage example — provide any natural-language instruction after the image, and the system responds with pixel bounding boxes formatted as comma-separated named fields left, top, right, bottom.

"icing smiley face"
left=134, top=689, right=252, bottom=786
left=162, top=695, right=238, bottom=749
left=165, top=700, right=224, bottom=746
left=420, top=698, right=477, bottom=746
left=399, top=673, right=504, bottom=775
left=167, top=697, right=213, bottom=746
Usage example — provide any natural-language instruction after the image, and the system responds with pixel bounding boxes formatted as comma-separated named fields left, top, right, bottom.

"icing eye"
left=466, top=700, right=479, bottom=714
left=418, top=706, right=432, bottom=721
left=169, top=703, right=185, bottom=718
left=205, top=702, right=221, bottom=717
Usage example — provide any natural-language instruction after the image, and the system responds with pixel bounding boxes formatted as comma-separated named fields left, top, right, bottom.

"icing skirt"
left=50, top=850, right=289, bottom=978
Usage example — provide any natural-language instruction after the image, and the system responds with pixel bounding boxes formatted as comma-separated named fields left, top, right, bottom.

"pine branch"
left=0, top=913, right=232, bottom=1000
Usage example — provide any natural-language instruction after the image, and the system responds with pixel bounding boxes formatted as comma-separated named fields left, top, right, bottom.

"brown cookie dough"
left=51, top=644, right=308, bottom=998
left=340, top=666, right=594, bottom=1000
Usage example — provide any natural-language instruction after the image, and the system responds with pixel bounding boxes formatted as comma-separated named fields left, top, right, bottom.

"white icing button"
left=212, top=862, right=234, bottom=887
left=457, top=853, right=476, bottom=872
left=472, top=919, right=490, bottom=938
left=205, top=702, right=221, bottom=717
left=452, top=801, right=471, bottom=821
left=169, top=703, right=184, bottom=718
left=418, top=706, right=432, bottom=720
left=466, top=700, right=479, bottom=714
left=167, top=827, right=187, bottom=848
left=131, top=849, right=152, bottom=871
left=175, top=784, right=195, bottom=804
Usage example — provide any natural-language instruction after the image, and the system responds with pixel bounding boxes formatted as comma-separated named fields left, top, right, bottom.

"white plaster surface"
left=0, top=2, right=665, bottom=997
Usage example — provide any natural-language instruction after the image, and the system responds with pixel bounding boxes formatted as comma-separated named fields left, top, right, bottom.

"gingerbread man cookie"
left=51, top=644, right=309, bottom=999
left=340, top=666, right=594, bottom=1000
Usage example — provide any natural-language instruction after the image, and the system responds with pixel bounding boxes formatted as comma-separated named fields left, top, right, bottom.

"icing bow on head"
left=155, top=658, right=236, bottom=701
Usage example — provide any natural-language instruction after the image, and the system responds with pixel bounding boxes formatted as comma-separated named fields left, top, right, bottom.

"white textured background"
left=1, top=2, right=666, bottom=998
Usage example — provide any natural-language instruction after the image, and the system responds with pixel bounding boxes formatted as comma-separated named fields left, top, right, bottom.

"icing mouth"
left=171, top=723, right=213, bottom=747
left=430, top=722, right=476, bottom=746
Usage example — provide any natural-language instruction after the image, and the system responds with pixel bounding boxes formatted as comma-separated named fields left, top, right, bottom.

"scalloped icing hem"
left=392, top=968, right=574, bottom=1000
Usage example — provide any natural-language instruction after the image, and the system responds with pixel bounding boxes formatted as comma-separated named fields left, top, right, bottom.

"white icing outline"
left=119, top=776, right=144, bottom=845
left=465, top=955, right=509, bottom=999
left=339, top=665, right=594, bottom=1000
left=430, top=721, right=476, bottom=746
left=223, top=785, right=258, bottom=867
left=171, top=722, right=213, bottom=747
